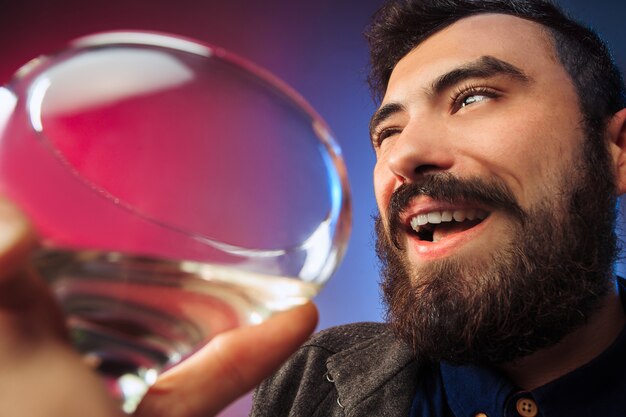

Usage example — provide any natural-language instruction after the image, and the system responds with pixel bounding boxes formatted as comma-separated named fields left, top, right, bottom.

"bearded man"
left=251, top=0, right=626, bottom=416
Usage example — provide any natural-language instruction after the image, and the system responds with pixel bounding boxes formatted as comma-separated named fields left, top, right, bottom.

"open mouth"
left=408, top=209, right=490, bottom=243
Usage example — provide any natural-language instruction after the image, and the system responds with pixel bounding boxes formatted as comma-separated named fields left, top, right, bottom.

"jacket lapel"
left=325, top=327, right=421, bottom=416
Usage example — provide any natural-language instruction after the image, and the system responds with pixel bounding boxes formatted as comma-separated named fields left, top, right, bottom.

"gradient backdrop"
left=2, top=1, right=625, bottom=415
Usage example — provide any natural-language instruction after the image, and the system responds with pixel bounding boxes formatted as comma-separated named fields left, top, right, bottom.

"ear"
left=607, top=108, right=626, bottom=195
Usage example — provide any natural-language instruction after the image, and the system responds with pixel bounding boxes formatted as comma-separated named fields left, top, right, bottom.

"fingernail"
left=0, top=196, right=33, bottom=261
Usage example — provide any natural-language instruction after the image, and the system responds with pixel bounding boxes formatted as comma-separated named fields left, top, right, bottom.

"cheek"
left=454, top=116, right=576, bottom=202
left=373, top=161, right=394, bottom=216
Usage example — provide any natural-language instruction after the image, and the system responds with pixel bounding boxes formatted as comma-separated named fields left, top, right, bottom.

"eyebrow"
left=429, top=55, right=530, bottom=96
left=368, top=55, right=531, bottom=143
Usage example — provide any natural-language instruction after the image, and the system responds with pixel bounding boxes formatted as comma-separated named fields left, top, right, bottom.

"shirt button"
left=516, top=398, right=538, bottom=417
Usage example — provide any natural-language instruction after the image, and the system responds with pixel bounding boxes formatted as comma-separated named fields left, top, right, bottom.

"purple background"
left=2, top=1, right=625, bottom=414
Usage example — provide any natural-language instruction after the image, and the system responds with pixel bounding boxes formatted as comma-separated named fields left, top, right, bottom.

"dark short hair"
left=366, top=0, right=626, bottom=134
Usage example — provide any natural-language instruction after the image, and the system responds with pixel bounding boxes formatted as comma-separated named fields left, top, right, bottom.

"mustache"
left=387, top=173, right=524, bottom=248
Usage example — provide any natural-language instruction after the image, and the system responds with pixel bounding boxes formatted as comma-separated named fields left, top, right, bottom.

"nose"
left=386, top=120, right=454, bottom=182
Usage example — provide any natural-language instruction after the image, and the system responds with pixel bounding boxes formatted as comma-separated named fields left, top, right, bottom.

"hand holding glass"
left=0, top=32, right=350, bottom=413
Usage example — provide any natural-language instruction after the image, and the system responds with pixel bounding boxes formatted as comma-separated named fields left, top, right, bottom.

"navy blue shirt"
left=410, top=280, right=626, bottom=417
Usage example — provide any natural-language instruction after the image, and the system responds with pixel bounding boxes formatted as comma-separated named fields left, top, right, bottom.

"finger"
left=0, top=196, right=67, bottom=351
left=135, top=301, right=318, bottom=417
left=1, top=340, right=125, bottom=417
left=0, top=195, right=36, bottom=284
left=0, top=196, right=121, bottom=416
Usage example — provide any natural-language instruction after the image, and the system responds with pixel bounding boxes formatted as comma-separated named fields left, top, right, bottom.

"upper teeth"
left=410, top=209, right=488, bottom=231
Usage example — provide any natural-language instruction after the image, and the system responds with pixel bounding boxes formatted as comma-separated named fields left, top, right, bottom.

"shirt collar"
left=440, top=362, right=513, bottom=417
left=440, top=278, right=626, bottom=417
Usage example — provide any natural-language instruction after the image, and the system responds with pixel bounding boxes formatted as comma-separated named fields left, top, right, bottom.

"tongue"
left=432, top=220, right=480, bottom=242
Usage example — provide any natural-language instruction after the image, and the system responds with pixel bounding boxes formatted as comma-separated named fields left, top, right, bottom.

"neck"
left=499, top=283, right=625, bottom=390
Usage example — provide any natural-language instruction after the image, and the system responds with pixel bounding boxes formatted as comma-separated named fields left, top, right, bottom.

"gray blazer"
left=250, top=322, right=421, bottom=417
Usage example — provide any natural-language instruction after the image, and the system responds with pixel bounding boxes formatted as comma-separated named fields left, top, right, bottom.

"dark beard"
left=376, top=135, right=619, bottom=365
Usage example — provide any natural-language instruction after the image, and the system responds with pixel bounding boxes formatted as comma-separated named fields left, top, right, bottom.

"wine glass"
left=0, top=31, right=351, bottom=413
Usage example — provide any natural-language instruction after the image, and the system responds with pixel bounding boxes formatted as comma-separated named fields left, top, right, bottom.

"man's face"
left=372, top=13, right=584, bottom=265
left=371, top=14, right=617, bottom=363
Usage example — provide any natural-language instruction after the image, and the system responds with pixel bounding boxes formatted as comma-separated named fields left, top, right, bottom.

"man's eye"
left=461, top=94, right=488, bottom=107
left=451, top=86, right=499, bottom=113
left=374, top=128, right=401, bottom=147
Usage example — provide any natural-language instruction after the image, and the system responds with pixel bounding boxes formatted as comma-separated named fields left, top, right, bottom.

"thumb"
left=135, top=301, right=318, bottom=417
